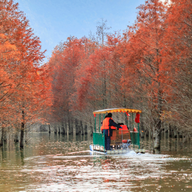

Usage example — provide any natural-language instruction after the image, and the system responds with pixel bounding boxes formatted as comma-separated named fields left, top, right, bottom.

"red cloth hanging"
left=135, top=112, right=140, bottom=123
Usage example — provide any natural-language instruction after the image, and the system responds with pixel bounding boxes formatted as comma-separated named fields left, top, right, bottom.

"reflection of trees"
left=20, top=149, right=24, bottom=166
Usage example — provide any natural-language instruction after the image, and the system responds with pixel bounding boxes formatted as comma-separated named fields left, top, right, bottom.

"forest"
left=0, top=0, right=191, bottom=149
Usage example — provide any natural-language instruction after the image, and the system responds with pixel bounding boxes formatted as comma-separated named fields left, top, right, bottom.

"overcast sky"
left=15, top=0, right=167, bottom=63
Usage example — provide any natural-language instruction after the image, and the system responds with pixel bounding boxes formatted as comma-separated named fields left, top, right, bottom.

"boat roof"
left=93, top=108, right=141, bottom=114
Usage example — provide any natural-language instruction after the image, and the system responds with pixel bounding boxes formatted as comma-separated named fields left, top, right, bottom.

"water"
left=0, top=133, right=192, bottom=192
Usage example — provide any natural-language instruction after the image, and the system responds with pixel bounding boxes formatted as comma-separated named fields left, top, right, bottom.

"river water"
left=0, top=132, right=191, bottom=192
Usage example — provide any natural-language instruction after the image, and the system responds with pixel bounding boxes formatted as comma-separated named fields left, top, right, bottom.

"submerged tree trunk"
left=20, top=110, right=25, bottom=149
left=153, top=75, right=163, bottom=150
left=153, top=129, right=161, bottom=150
left=61, top=122, right=65, bottom=135
left=48, top=124, right=51, bottom=134
left=154, top=116, right=162, bottom=150
left=0, top=128, right=4, bottom=146
left=0, top=127, right=7, bottom=146
left=14, top=129, right=19, bottom=143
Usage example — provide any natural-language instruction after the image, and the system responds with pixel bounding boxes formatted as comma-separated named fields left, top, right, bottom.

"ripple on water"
left=17, top=151, right=192, bottom=191
left=1, top=135, right=192, bottom=192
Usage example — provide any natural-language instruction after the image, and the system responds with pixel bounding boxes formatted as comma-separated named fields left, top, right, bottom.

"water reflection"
left=0, top=132, right=191, bottom=192
left=20, top=149, right=24, bottom=166
left=20, top=152, right=192, bottom=192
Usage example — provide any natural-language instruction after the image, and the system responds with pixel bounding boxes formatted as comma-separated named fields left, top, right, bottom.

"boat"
left=90, top=108, right=145, bottom=154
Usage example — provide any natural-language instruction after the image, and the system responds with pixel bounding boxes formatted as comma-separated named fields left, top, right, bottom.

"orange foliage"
left=0, top=0, right=51, bottom=127
left=48, top=0, right=191, bottom=132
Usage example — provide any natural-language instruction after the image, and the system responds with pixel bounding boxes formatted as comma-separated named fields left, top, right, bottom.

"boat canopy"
left=93, top=108, right=141, bottom=115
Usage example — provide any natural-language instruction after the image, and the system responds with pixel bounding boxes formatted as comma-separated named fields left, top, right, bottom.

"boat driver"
left=101, top=113, right=121, bottom=150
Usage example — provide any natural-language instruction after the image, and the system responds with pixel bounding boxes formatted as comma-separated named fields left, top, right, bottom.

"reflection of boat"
left=90, top=108, right=145, bottom=154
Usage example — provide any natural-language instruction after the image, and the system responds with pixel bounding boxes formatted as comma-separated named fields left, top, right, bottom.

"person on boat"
left=119, top=123, right=129, bottom=133
left=101, top=113, right=121, bottom=150
left=118, top=123, right=129, bottom=130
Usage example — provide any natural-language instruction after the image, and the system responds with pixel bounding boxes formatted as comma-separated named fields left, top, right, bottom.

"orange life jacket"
left=120, top=125, right=129, bottom=134
left=110, top=125, right=117, bottom=130
left=121, top=125, right=128, bottom=130
left=101, top=117, right=116, bottom=131
left=101, top=117, right=110, bottom=131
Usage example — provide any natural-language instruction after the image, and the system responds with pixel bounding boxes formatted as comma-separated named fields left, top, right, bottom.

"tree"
left=0, top=0, right=49, bottom=148
left=49, top=37, right=88, bottom=127
left=122, top=0, right=168, bottom=149
left=96, top=19, right=111, bottom=46
left=162, top=0, right=192, bottom=136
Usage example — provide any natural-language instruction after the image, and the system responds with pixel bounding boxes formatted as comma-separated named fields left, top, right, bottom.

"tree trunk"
left=75, top=119, right=79, bottom=135
left=20, top=110, right=25, bottom=149
left=54, top=124, right=57, bottom=134
left=153, top=129, right=161, bottom=150
left=0, top=127, right=7, bottom=146
left=14, top=130, right=19, bottom=143
left=0, top=128, right=4, bottom=146
left=80, top=120, right=83, bottom=135
left=20, top=127, right=24, bottom=148
left=58, top=125, right=60, bottom=135
left=61, top=122, right=65, bottom=135
left=70, top=119, right=73, bottom=135
left=49, top=124, right=51, bottom=134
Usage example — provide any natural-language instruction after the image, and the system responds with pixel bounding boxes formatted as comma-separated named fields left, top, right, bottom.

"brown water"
left=0, top=132, right=191, bottom=192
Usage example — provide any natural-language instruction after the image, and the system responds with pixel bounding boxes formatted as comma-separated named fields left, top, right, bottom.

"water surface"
left=0, top=133, right=191, bottom=191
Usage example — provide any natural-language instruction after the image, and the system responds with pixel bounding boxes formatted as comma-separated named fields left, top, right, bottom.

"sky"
left=15, top=0, right=167, bottom=63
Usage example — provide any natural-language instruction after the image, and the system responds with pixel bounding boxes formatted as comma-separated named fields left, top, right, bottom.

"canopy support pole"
left=138, top=122, right=140, bottom=149
left=99, top=114, right=101, bottom=132
left=94, top=115, right=96, bottom=132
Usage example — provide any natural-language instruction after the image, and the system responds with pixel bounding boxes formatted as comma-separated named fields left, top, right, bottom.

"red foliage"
left=0, top=0, right=51, bottom=127
left=48, top=0, right=191, bottom=132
